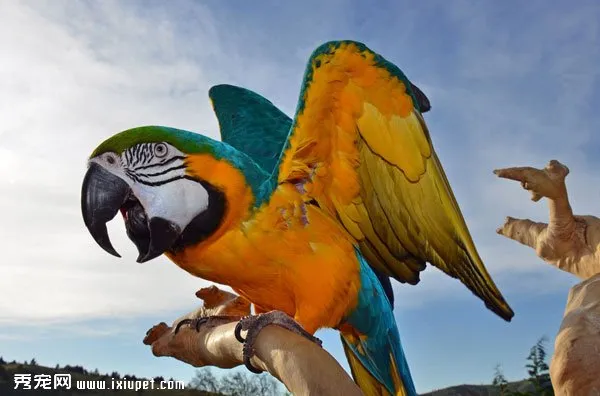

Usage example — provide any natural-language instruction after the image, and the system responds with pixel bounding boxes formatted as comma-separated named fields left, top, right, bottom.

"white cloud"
left=0, top=1, right=239, bottom=325
left=1, top=0, right=599, bottom=329
left=387, top=0, right=600, bottom=310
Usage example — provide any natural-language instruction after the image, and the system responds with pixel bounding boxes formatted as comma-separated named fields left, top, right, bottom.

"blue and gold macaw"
left=81, top=41, right=514, bottom=396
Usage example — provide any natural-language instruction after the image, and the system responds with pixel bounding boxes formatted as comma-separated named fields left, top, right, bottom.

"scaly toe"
left=234, top=311, right=323, bottom=374
left=175, top=315, right=239, bottom=334
left=174, top=318, right=208, bottom=334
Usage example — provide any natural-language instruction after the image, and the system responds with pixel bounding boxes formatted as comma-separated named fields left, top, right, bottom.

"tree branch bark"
left=494, top=160, right=600, bottom=279
left=495, top=160, right=600, bottom=396
left=143, top=286, right=362, bottom=396
left=550, top=273, right=600, bottom=396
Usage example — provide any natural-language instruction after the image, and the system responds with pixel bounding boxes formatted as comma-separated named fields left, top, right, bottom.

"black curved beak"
left=81, top=163, right=130, bottom=257
left=82, top=162, right=182, bottom=263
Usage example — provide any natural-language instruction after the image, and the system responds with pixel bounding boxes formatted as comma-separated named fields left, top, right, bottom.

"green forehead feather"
left=90, top=126, right=219, bottom=158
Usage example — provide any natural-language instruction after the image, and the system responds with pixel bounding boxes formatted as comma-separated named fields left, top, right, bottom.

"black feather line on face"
left=170, top=179, right=227, bottom=252
left=133, top=155, right=186, bottom=171
left=132, top=174, right=200, bottom=187
left=125, top=169, right=143, bottom=184
left=138, top=164, right=186, bottom=178
left=131, top=144, right=141, bottom=164
left=140, top=144, right=149, bottom=164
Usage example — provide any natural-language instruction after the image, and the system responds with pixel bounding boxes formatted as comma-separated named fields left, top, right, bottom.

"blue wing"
left=209, top=84, right=292, bottom=173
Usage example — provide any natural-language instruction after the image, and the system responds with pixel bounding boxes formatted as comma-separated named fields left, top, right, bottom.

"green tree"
left=189, top=368, right=220, bottom=393
left=492, top=336, right=555, bottom=396
left=525, top=336, right=553, bottom=395
left=493, top=364, right=509, bottom=395
left=190, top=368, right=284, bottom=395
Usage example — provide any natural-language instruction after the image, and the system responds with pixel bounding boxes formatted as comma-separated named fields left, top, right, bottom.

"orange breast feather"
left=168, top=158, right=362, bottom=333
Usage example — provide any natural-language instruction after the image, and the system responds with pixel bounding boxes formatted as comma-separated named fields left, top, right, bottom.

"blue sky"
left=1, top=0, right=599, bottom=393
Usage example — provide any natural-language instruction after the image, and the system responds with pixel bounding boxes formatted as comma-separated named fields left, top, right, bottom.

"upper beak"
left=81, top=162, right=130, bottom=257
left=81, top=162, right=183, bottom=263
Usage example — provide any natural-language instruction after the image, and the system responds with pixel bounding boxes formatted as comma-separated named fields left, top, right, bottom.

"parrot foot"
left=174, top=315, right=240, bottom=334
left=234, top=310, right=322, bottom=374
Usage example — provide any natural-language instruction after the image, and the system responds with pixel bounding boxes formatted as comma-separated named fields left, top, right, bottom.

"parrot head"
left=81, top=126, right=254, bottom=263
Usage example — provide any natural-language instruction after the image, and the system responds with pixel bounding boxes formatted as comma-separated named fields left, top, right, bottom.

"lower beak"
left=137, top=218, right=181, bottom=263
left=81, top=163, right=129, bottom=257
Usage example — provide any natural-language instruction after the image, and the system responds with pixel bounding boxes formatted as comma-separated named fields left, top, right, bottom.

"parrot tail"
left=340, top=327, right=416, bottom=396
left=339, top=250, right=417, bottom=396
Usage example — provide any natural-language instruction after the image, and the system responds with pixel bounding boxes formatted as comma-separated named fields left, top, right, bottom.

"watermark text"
left=13, top=373, right=185, bottom=391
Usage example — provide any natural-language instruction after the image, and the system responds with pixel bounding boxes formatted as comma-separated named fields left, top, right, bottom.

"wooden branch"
left=143, top=286, right=362, bottom=396
left=494, top=160, right=600, bottom=279
left=495, top=160, right=600, bottom=396
left=550, top=273, right=600, bottom=395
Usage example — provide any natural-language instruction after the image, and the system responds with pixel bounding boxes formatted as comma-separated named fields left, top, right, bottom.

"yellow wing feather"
left=278, top=41, right=513, bottom=321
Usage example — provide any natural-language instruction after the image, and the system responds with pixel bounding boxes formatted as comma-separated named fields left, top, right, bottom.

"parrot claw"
left=174, top=315, right=240, bottom=334
left=234, top=311, right=322, bottom=374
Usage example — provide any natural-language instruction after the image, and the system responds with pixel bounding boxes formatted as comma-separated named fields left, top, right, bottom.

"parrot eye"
left=154, top=143, right=168, bottom=158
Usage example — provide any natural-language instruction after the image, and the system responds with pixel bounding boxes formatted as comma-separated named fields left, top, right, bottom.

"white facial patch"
left=131, top=178, right=209, bottom=231
left=91, top=142, right=212, bottom=232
